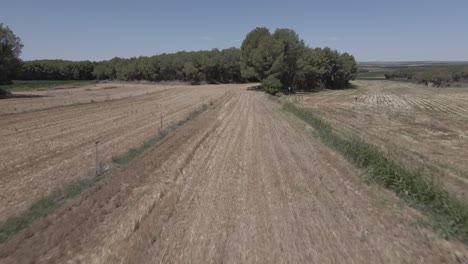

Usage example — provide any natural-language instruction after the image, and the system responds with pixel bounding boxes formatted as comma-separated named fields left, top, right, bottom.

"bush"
left=262, top=76, right=282, bottom=95
left=0, top=87, right=11, bottom=98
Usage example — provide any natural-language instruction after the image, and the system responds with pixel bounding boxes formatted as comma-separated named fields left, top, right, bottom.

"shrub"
left=0, top=87, right=12, bottom=98
left=262, top=75, right=282, bottom=95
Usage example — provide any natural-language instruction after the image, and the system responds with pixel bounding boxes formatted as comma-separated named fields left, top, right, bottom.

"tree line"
left=384, top=66, right=468, bottom=87
left=18, top=48, right=244, bottom=84
left=2, top=23, right=358, bottom=94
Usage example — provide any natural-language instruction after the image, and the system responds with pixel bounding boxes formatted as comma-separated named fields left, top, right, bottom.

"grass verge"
left=0, top=174, right=105, bottom=245
left=0, top=104, right=209, bottom=245
left=282, top=101, right=468, bottom=244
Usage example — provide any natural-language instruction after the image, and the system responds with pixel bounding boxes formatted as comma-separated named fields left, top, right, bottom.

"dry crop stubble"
left=0, top=87, right=466, bottom=263
left=0, top=82, right=239, bottom=223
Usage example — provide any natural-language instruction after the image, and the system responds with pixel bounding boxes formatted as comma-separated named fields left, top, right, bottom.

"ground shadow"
left=0, top=94, right=50, bottom=100
left=246, top=85, right=262, bottom=91
left=293, top=84, right=358, bottom=95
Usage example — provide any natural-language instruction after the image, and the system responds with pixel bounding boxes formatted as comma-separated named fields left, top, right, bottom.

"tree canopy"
left=241, top=27, right=358, bottom=94
left=0, top=23, right=23, bottom=85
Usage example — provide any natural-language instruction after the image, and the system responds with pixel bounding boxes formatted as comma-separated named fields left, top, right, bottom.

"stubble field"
left=0, top=81, right=467, bottom=263
left=291, top=80, right=468, bottom=201
left=0, top=82, right=234, bottom=222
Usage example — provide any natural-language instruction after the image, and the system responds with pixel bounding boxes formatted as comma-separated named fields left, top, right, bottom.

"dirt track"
left=1, top=86, right=466, bottom=263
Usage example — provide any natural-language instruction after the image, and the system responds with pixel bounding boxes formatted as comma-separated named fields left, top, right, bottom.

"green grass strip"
left=0, top=104, right=208, bottom=245
left=0, top=174, right=105, bottom=244
left=283, top=102, right=468, bottom=244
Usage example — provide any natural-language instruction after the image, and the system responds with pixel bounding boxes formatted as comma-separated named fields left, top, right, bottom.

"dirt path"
left=0, top=88, right=466, bottom=263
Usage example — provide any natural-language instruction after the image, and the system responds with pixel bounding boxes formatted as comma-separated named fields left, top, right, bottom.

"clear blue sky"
left=2, top=0, right=468, bottom=62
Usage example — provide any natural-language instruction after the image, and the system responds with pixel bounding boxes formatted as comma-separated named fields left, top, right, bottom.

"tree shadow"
left=246, top=85, right=262, bottom=91
left=0, top=94, right=50, bottom=100
left=293, top=83, right=359, bottom=94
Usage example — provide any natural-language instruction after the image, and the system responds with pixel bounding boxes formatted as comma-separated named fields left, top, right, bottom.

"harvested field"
left=0, top=82, right=237, bottom=222
left=0, top=82, right=194, bottom=115
left=292, top=80, right=468, bottom=201
left=0, top=85, right=467, bottom=263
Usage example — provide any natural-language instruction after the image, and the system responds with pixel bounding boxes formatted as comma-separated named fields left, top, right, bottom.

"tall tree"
left=270, top=29, right=305, bottom=88
left=240, top=27, right=279, bottom=81
left=0, top=23, right=23, bottom=85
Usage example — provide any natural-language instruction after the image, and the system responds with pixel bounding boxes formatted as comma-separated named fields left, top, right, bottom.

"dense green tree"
left=295, top=48, right=322, bottom=89
left=0, top=23, right=23, bottom=85
left=220, top=48, right=243, bottom=82
left=241, top=28, right=358, bottom=93
left=240, top=27, right=280, bottom=81
left=270, top=29, right=305, bottom=88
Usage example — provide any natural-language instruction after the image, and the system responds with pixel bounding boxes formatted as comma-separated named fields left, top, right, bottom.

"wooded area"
left=19, top=48, right=244, bottom=84
left=2, top=25, right=358, bottom=93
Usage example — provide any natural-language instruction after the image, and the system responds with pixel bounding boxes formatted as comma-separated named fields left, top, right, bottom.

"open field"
left=0, top=82, right=236, bottom=223
left=291, top=80, right=468, bottom=201
left=0, top=84, right=467, bottom=263
left=0, top=82, right=200, bottom=115
left=356, top=71, right=386, bottom=80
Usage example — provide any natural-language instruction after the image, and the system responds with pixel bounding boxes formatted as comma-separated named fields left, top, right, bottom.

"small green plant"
left=262, top=76, right=282, bottom=95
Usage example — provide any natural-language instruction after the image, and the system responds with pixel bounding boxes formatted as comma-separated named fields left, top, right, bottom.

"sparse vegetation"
left=283, top=102, right=468, bottom=244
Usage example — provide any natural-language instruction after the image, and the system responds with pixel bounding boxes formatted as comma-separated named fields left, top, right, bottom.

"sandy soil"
left=0, top=86, right=466, bottom=263
left=0, top=82, right=237, bottom=222
left=293, top=80, right=468, bottom=201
